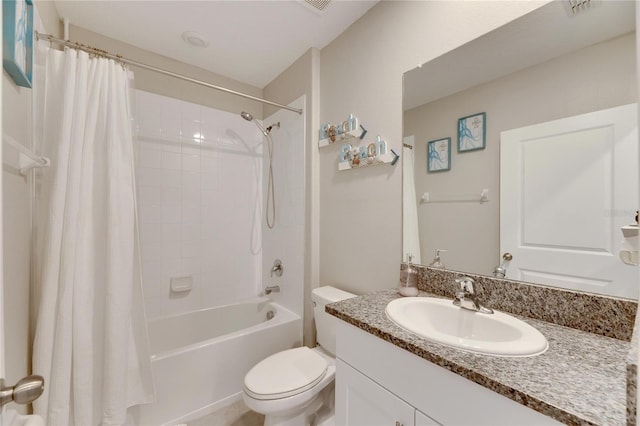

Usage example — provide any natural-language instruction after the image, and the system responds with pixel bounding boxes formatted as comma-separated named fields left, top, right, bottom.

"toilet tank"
left=312, top=286, right=356, bottom=356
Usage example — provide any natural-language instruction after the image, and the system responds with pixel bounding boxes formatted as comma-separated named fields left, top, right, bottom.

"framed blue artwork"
left=427, top=137, right=451, bottom=172
left=3, top=0, right=34, bottom=88
left=458, top=112, right=486, bottom=152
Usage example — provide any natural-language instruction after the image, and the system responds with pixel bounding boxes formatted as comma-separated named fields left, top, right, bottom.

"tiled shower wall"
left=134, top=90, right=265, bottom=319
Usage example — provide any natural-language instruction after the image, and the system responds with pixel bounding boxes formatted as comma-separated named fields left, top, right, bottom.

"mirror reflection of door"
left=501, top=103, right=638, bottom=299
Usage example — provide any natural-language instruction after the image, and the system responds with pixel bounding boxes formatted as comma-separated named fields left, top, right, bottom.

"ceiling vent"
left=567, top=0, right=597, bottom=15
left=299, top=0, right=332, bottom=14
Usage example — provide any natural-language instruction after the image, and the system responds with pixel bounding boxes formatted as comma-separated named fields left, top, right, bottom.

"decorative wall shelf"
left=338, top=135, right=399, bottom=171
left=319, top=113, right=367, bottom=148
left=338, top=151, right=397, bottom=171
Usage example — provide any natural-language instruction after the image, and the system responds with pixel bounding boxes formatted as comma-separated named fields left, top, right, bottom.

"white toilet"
left=242, top=286, right=356, bottom=426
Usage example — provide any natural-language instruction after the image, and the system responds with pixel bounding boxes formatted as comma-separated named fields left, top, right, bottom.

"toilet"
left=242, top=286, right=356, bottom=426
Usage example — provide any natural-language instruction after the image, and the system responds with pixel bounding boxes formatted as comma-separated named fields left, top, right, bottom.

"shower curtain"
left=403, top=136, right=421, bottom=264
left=32, top=46, right=154, bottom=425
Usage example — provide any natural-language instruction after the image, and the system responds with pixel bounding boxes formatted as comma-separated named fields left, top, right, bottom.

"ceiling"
left=53, top=0, right=378, bottom=88
left=403, top=0, right=636, bottom=110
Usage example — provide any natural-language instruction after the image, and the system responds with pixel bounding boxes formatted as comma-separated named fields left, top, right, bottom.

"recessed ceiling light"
left=182, top=31, right=209, bottom=48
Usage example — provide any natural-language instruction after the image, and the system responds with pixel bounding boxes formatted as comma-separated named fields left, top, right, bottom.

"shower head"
left=240, top=111, right=268, bottom=136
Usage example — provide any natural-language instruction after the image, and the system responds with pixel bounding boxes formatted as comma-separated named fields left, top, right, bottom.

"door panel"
left=501, top=103, right=638, bottom=298
left=335, top=359, right=414, bottom=426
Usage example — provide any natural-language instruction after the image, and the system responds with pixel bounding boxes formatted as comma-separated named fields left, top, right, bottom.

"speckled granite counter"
left=327, top=289, right=631, bottom=426
left=627, top=312, right=640, bottom=424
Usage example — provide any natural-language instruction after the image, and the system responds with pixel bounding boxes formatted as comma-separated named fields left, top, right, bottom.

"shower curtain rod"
left=35, top=31, right=303, bottom=115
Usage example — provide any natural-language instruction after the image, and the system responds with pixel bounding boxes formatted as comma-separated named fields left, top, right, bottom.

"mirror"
left=402, top=1, right=638, bottom=299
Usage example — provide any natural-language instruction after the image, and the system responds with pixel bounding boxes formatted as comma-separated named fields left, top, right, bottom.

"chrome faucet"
left=453, top=277, right=493, bottom=314
left=265, top=285, right=280, bottom=295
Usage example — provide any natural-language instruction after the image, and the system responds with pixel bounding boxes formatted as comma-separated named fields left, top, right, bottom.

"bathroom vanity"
left=328, top=285, right=635, bottom=425
left=335, top=317, right=560, bottom=425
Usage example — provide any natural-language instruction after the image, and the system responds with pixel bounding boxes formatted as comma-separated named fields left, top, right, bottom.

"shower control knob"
left=0, top=375, right=45, bottom=408
left=271, top=259, right=284, bottom=277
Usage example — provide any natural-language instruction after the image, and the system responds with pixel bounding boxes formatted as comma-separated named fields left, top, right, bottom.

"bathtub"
left=129, top=298, right=301, bottom=426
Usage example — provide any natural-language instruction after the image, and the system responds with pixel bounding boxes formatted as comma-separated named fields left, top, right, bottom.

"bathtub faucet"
left=265, top=285, right=280, bottom=295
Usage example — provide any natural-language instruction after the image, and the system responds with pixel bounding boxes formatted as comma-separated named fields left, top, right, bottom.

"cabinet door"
left=415, top=410, right=441, bottom=426
left=336, top=359, right=414, bottom=426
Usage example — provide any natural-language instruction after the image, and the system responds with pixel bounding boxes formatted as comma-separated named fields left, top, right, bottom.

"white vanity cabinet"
left=334, top=321, right=562, bottom=426
left=415, top=410, right=440, bottom=426
left=336, top=358, right=439, bottom=426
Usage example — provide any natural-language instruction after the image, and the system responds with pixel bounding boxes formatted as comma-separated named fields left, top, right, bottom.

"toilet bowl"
left=242, top=346, right=335, bottom=426
left=242, top=286, right=356, bottom=426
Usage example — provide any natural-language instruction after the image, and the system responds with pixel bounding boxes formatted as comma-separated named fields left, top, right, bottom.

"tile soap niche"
left=318, top=114, right=365, bottom=148
left=338, top=135, right=398, bottom=171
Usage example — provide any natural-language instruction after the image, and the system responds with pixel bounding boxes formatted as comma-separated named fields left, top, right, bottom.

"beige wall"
left=319, top=1, right=547, bottom=296
left=70, top=25, right=264, bottom=119
left=404, top=33, right=636, bottom=276
left=2, top=0, right=60, bottom=391
left=264, top=48, right=320, bottom=347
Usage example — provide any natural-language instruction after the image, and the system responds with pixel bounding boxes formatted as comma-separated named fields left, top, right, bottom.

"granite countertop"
left=327, top=289, right=631, bottom=426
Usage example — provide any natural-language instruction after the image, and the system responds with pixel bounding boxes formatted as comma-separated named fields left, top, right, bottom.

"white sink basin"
left=385, top=297, right=548, bottom=357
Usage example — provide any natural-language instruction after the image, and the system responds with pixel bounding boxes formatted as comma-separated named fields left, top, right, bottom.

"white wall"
left=2, top=0, right=60, bottom=392
left=136, top=90, right=306, bottom=321
left=264, top=49, right=320, bottom=346
left=135, top=90, right=264, bottom=318
left=262, top=96, right=306, bottom=323
left=636, top=6, right=640, bottom=414
left=319, top=1, right=548, bottom=295
left=3, top=68, right=33, bottom=391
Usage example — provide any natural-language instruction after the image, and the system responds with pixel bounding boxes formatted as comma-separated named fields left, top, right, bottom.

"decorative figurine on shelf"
left=351, top=147, right=361, bottom=167
left=367, top=143, right=376, bottom=158
left=373, top=135, right=387, bottom=155
left=339, top=143, right=353, bottom=162
left=328, top=124, right=337, bottom=143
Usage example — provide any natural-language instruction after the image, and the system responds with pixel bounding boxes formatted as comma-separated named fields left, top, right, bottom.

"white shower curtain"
left=32, top=46, right=154, bottom=425
left=403, top=136, right=421, bottom=264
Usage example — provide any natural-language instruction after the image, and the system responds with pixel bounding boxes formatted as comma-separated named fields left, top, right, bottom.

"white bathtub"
left=129, top=298, right=301, bottom=426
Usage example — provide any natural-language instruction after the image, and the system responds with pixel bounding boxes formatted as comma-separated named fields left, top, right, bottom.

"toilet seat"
left=244, top=347, right=328, bottom=400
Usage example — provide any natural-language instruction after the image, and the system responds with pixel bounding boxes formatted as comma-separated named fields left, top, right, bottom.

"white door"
left=500, top=103, right=638, bottom=298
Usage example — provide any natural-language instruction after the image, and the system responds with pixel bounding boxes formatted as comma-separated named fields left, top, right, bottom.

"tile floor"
left=186, top=400, right=264, bottom=426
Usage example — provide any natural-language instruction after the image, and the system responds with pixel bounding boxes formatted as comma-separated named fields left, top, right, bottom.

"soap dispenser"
left=428, top=249, right=447, bottom=269
left=399, top=254, right=418, bottom=296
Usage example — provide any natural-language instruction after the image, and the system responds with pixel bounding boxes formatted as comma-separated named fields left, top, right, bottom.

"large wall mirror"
left=402, top=0, right=638, bottom=299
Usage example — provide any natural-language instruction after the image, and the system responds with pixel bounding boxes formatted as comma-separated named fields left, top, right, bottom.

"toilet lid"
left=244, top=347, right=328, bottom=400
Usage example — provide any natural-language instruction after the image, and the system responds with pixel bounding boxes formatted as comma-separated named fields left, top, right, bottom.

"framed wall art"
left=3, top=0, right=34, bottom=88
left=427, top=137, right=451, bottom=172
left=457, top=112, right=486, bottom=152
